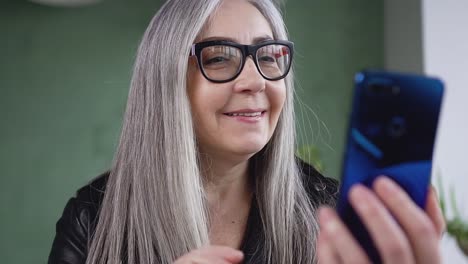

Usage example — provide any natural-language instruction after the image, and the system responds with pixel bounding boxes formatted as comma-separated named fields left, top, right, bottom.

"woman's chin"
left=229, top=141, right=267, bottom=157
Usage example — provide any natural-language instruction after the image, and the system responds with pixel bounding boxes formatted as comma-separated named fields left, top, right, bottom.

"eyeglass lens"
left=200, top=44, right=291, bottom=81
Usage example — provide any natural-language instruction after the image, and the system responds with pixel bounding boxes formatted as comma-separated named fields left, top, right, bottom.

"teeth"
left=227, top=112, right=262, bottom=117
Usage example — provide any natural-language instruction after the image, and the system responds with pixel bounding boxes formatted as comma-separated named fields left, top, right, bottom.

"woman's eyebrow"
left=199, top=34, right=274, bottom=43
left=199, top=36, right=236, bottom=42
left=253, top=35, right=274, bottom=43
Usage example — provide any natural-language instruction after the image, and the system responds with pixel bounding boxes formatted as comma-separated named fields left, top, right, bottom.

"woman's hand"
left=173, top=245, right=244, bottom=264
left=317, top=176, right=446, bottom=264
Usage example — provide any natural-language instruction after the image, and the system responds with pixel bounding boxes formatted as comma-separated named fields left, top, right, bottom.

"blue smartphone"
left=337, top=70, right=444, bottom=263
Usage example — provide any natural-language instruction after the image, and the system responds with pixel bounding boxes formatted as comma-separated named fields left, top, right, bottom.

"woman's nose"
left=232, top=58, right=266, bottom=93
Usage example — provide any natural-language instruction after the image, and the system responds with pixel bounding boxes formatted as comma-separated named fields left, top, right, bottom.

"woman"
left=48, top=0, right=445, bottom=263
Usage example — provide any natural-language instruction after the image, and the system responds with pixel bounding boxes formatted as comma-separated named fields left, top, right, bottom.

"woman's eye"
left=259, top=55, right=275, bottom=63
left=203, top=56, right=229, bottom=65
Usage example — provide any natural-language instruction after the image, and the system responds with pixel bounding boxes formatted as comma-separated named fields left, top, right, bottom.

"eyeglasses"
left=190, top=40, right=294, bottom=83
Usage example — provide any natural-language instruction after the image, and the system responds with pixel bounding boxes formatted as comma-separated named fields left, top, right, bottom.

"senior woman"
left=48, top=0, right=445, bottom=263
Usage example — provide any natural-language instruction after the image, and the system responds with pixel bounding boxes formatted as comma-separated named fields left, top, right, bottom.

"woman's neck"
left=200, top=155, right=254, bottom=248
left=201, top=156, right=252, bottom=211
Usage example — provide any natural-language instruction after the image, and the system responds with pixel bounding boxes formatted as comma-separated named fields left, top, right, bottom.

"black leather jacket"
left=48, top=161, right=338, bottom=264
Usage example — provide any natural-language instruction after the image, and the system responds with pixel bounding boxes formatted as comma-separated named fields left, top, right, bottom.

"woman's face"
left=187, top=0, right=286, bottom=161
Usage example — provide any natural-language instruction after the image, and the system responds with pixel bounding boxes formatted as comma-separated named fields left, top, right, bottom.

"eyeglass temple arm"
left=190, top=44, right=196, bottom=56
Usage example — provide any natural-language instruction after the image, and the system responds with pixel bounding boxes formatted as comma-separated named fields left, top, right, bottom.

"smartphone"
left=337, top=70, right=444, bottom=263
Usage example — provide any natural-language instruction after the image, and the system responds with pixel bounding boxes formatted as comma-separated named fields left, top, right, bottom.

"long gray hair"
left=86, top=0, right=319, bottom=263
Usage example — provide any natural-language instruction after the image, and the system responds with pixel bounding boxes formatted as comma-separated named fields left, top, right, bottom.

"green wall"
left=0, top=0, right=382, bottom=263
left=285, top=1, right=383, bottom=177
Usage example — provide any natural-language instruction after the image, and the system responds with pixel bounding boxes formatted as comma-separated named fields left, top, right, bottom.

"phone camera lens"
left=387, top=116, right=406, bottom=138
left=392, top=85, right=400, bottom=95
left=368, top=84, right=386, bottom=94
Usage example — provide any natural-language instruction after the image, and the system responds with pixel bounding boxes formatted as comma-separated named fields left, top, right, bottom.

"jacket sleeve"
left=48, top=197, right=90, bottom=264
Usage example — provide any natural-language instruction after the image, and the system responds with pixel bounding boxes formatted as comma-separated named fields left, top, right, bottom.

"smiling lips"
left=225, top=112, right=262, bottom=117
left=223, top=109, right=266, bottom=123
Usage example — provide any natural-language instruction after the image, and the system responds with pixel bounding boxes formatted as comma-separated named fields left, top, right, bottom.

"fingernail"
left=325, top=218, right=339, bottom=234
left=349, top=184, right=366, bottom=200
left=376, top=176, right=398, bottom=193
left=318, top=207, right=339, bottom=234
left=349, top=184, right=369, bottom=211
left=232, top=250, right=244, bottom=259
left=318, top=207, right=331, bottom=223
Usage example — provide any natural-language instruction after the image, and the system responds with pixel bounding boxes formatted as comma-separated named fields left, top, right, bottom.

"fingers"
left=372, top=177, right=441, bottom=264
left=425, top=186, right=446, bottom=237
left=349, top=184, right=415, bottom=263
left=174, top=246, right=243, bottom=264
left=186, top=255, right=232, bottom=264
left=321, top=177, right=443, bottom=264
left=317, top=226, right=340, bottom=264
left=199, top=246, right=244, bottom=262
left=317, top=207, right=371, bottom=264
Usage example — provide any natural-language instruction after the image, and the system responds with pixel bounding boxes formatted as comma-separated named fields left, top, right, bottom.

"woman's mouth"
left=223, top=110, right=267, bottom=123
left=224, top=111, right=263, bottom=117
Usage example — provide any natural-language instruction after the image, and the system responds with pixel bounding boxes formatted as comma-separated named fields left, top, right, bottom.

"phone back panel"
left=337, top=70, right=444, bottom=263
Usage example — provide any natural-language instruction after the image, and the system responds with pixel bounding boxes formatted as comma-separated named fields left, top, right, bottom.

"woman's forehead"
left=198, top=0, right=274, bottom=44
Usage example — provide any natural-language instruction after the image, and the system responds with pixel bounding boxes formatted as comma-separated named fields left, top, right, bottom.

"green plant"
left=437, top=175, right=468, bottom=256
left=296, top=144, right=324, bottom=173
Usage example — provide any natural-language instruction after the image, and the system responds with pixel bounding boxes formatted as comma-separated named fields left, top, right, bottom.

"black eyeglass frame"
left=190, top=39, right=294, bottom=83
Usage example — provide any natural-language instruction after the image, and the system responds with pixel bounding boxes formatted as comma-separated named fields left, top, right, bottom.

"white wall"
left=423, top=1, right=468, bottom=263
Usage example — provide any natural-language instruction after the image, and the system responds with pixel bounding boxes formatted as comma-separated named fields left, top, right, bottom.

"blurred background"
left=0, top=0, right=466, bottom=263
